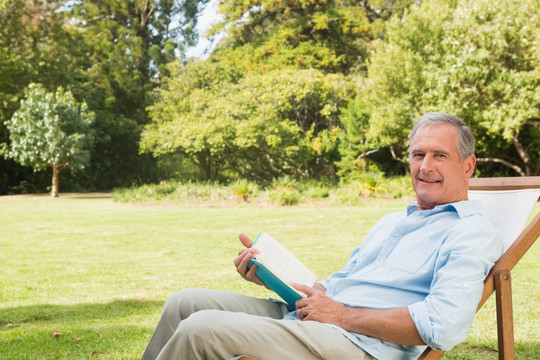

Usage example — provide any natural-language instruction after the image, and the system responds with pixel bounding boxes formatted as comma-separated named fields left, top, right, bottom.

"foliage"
left=141, top=0, right=421, bottom=184
left=336, top=93, right=375, bottom=180
left=0, top=0, right=210, bottom=194
left=210, top=0, right=370, bottom=74
left=2, top=0, right=539, bottom=193
left=304, top=182, right=331, bottom=199
left=268, top=187, right=303, bottom=206
left=112, top=180, right=233, bottom=203
left=0, top=0, right=85, bottom=123
left=0, top=0, right=92, bottom=193
left=2, top=83, right=94, bottom=196
left=209, top=1, right=418, bottom=74
left=142, top=63, right=354, bottom=182
left=230, top=179, right=260, bottom=202
left=364, top=0, right=540, bottom=176
left=267, top=175, right=303, bottom=206
left=112, top=176, right=415, bottom=206
left=66, top=0, right=210, bottom=189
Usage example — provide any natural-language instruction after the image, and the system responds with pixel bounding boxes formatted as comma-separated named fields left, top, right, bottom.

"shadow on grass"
left=1, top=299, right=163, bottom=359
left=0, top=299, right=162, bottom=327
left=3, top=300, right=538, bottom=360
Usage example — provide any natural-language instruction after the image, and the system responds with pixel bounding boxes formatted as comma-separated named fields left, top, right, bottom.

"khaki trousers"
left=141, top=288, right=375, bottom=360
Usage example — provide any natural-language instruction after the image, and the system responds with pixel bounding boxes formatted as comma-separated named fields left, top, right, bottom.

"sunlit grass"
left=0, top=195, right=537, bottom=359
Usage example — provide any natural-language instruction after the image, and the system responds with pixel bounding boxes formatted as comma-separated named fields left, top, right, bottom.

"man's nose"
left=420, top=154, right=435, bottom=172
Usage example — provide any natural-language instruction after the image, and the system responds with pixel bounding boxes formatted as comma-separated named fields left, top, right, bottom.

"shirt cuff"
left=408, top=301, right=440, bottom=350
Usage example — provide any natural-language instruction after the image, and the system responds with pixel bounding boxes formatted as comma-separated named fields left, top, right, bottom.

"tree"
left=2, top=84, right=94, bottom=197
left=336, top=93, right=376, bottom=179
left=141, top=61, right=353, bottom=182
left=363, top=0, right=540, bottom=176
left=64, top=0, right=209, bottom=189
left=0, top=0, right=91, bottom=193
left=208, top=0, right=371, bottom=74
left=141, top=0, right=419, bottom=182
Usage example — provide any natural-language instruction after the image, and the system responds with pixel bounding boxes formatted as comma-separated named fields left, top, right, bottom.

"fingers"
left=291, top=282, right=318, bottom=297
left=235, top=232, right=258, bottom=276
left=295, top=301, right=311, bottom=321
left=234, top=245, right=265, bottom=286
left=234, top=248, right=254, bottom=275
left=292, top=283, right=326, bottom=321
left=239, top=233, right=253, bottom=248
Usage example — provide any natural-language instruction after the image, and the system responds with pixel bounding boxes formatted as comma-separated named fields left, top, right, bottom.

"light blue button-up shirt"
left=284, top=200, right=503, bottom=359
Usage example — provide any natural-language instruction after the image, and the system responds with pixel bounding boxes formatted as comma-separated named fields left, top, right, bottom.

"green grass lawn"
left=0, top=195, right=538, bottom=359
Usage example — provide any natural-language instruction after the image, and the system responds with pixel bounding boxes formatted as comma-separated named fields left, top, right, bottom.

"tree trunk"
left=51, top=164, right=60, bottom=197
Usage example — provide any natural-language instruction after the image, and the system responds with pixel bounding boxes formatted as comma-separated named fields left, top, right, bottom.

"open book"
left=248, top=232, right=317, bottom=310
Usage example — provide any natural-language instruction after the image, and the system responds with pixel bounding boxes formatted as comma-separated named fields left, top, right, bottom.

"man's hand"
left=292, top=283, right=347, bottom=327
left=233, top=233, right=267, bottom=287
left=293, top=284, right=425, bottom=345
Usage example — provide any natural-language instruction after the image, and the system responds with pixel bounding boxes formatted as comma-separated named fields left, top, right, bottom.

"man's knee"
left=179, top=309, right=224, bottom=333
left=163, top=288, right=211, bottom=318
left=175, top=310, right=238, bottom=351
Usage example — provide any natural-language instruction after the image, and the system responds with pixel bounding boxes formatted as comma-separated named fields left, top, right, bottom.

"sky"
left=185, top=0, right=224, bottom=58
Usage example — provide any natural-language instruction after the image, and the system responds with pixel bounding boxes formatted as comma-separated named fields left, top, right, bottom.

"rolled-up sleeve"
left=408, top=218, right=502, bottom=350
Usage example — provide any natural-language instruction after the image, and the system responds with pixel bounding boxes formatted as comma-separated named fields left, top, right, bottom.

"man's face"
left=410, top=123, right=476, bottom=210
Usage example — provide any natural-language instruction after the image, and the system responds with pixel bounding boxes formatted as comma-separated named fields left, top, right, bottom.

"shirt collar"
left=406, top=199, right=483, bottom=219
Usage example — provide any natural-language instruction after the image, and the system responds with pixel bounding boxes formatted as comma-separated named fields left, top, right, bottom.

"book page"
left=252, top=232, right=316, bottom=287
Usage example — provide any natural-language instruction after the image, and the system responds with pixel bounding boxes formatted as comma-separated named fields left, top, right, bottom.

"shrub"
left=268, top=187, right=302, bottom=206
left=230, top=179, right=259, bottom=202
left=305, top=185, right=330, bottom=199
left=385, top=176, right=414, bottom=199
left=111, top=175, right=414, bottom=205
left=359, top=171, right=384, bottom=196
left=329, top=182, right=368, bottom=205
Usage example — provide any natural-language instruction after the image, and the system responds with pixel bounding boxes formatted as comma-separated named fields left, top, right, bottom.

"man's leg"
left=141, top=288, right=289, bottom=360
left=157, top=309, right=374, bottom=360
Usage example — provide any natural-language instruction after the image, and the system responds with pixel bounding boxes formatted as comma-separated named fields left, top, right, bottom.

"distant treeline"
left=1, top=0, right=538, bottom=195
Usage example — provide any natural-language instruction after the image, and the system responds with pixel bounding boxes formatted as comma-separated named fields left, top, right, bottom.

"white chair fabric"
left=469, top=189, right=540, bottom=251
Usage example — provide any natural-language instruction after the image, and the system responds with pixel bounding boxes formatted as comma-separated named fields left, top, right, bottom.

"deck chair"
left=239, top=177, right=540, bottom=360
left=419, top=176, right=540, bottom=360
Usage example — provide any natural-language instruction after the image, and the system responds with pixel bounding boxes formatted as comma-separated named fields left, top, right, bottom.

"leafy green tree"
left=208, top=0, right=417, bottom=74
left=141, top=0, right=419, bottom=183
left=364, top=0, right=540, bottom=176
left=0, top=0, right=91, bottom=193
left=2, top=84, right=94, bottom=197
left=142, top=61, right=353, bottom=182
left=0, top=0, right=82, bottom=121
left=208, top=0, right=371, bottom=74
left=336, top=94, right=374, bottom=180
left=61, top=0, right=208, bottom=189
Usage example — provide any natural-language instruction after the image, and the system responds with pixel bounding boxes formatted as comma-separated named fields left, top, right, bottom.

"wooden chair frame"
left=419, top=176, right=540, bottom=360
left=240, top=177, right=539, bottom=360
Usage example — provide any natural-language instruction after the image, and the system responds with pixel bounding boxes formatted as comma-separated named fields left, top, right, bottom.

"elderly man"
left=141, top=113, right=503, bottom=360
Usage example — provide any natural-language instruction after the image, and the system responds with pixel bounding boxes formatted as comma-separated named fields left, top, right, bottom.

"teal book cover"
left=248, top=258, right=303, bottom=310
left=247, top=232, right=316, bottom=310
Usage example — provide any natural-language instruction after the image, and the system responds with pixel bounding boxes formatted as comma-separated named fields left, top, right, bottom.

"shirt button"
left=393, top=232, right=399, bottom=237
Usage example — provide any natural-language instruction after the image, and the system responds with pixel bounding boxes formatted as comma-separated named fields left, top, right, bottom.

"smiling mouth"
left=418, top=178, right=442, bottom=184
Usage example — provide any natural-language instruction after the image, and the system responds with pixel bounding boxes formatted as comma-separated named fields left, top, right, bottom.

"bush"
left=268, top=187, right=302, bottom=206
left=111, top=175, right=414, bottom=205
left=385, top=176, right=414, bottom=199
left=230, top=179, right=259, bottom=202
left=329, top=182, right=368, bottom=205
left=112, top=181, right=231, bottom=202
left=305, top=185, right=330, bottom=199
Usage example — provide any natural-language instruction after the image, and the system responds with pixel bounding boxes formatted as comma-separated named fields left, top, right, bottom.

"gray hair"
left=409, top=112, right=475, bottom=162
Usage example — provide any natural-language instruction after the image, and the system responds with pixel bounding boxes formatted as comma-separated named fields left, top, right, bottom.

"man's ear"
left=464, top=155, right=476, bottom=181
